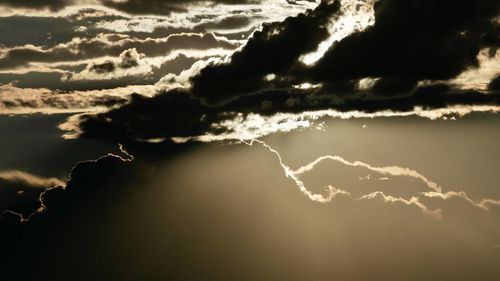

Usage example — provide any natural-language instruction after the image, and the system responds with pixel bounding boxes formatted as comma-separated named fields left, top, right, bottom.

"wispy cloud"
left=240, top=138, right=500, bottom=219
left=0, top=170, right=65, bottom=188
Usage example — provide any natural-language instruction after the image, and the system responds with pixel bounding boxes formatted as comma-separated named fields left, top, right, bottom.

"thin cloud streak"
left=0, top=170, right=65, bottom=188
left=293, top=155, right=443, bottom=192
left=240, top=138, right=500, bottom=219
left=197, top=105, right=500, bottom=142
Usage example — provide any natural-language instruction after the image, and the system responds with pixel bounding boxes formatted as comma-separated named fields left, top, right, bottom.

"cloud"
left=0, top=0, right=313, bottom=117
left=0, top=170, right=65, bottom=188
left=0, top=50, right=226, bottom=92
left=1, top=1, right=500, bottom=279
left=73, top=82, right=500, bottom=142
left=0, top=0, right=267, bottom=14
left=196, top=104, right=500, bottom=141
left=0, top=170, right=65, bottom=218
left=0, top=32, right=238, bottom=70
left=93, top=0, right=313, bottom=40
left=76, top=90, right=216, bottom=141
left=306, top=0, right=500, bottom=87
left=0, top=0, right=74, bottom=11
left=71, top=0, right=500, bottom=144
left=0, top=83, right=141, bottom=114
left=0, top=150, right=163, bottom=279
left=84, top=48, right=143, bottom=74
left=186, top=0, right=500, bottom=102
left=89, top=60, right=116, bottom=73
left=201, top=15, right=252, bottom=31
left=190, top=1, right=341, bottom=101
left=2, top=138, right=500, bottom=280
left=291, top=154, right=443, bottom=193
left=489, top=75, right=500, bottom=91
left=241, top=139, right=500, bottom=218
left=422, top=191, right=500, bottom=211
left=101, top=0, right=262, bottom=16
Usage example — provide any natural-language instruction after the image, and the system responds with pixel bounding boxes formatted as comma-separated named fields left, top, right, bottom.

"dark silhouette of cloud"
left=2, top=139, right=500, bottom=281
left=189, top=0, right=499, bottom=102
left=308, top=0, right=499, bottom=82
left=75, top=0, right=500, bottom=142
left=0, top=0, right=72, bottom=11
left=489, top=75, right=500, bottom=91
left=0, top=170, right=64, bottom=217
left=89, top=60, right=116, bottom=73
left=78, top=90, right=216, bottom=141
left=2, top=1, right=500, bottom=280
left=88, top=48, right=142, bottom=74
left=0, top=0, right=265, bottom=14
left=200, top=15, right=252, bottom=30
left=75, top=84, right=499, bottom=142
left=371, top=77, right=418, bottom=97
left=191, top=1, right=341, bottom=101
left=101, top=0, right=261, bottom=15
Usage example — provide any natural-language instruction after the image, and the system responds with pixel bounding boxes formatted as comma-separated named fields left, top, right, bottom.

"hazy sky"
left=0, top=0, right=499, bottom=280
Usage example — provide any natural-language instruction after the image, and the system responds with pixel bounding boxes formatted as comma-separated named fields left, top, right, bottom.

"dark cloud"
left=2, top=1, right=500, bottom=279
left=190, top=1, right=341, bottom=101
left=76, top=83, right=500, bottom=142
left=2, top=138, right=500, bottom=281
left=489, top=75, right=500, bottom=91
left=0, top=0, right=263, bottom=13
left=308, top=0, right=500, bottom=82
left=0, top=0, right=72, bottom=11
left=118, top=48, right=141, bottom=68
left=75, top=0, right=500, bottom=142
left=0, top=149, right=179, bottom=280
left=89, top=60, right=116, bottom=73
left=101, top=0, right=261, bottom=16
left=0, top=170, right=64, bottom=217
left=0, top=114, right=123, bottom=182
left=201, top=15, right=252, bottom=30
left=78, top=90, right=217, bottom=141
left=88, top=48, right=141, bottom=74
left=371, top=77, right=418, bottom=97
left=0, top=185, right=41, bottom=218
left=187, top=0, right=500, bottom=103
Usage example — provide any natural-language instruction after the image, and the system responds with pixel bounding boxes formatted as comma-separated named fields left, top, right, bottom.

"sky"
left=0, top=0, right=499, bottom=280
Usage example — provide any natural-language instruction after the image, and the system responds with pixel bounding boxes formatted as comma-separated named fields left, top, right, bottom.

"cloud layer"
left=65, top=0, right=500, bottom=143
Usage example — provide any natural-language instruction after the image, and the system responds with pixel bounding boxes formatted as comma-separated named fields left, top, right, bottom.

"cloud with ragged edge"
left=241, top=139, right=500, bottom=219
left=63, top=0, right=499, bottom=144
left=0, top=32, right=238, bottom=70
left=0, top=170, right=65, bottom=218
